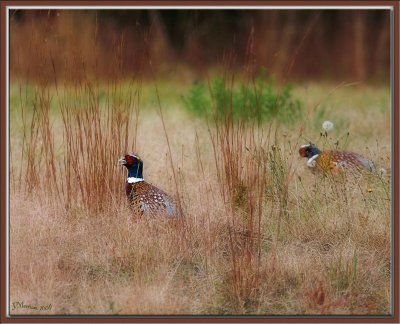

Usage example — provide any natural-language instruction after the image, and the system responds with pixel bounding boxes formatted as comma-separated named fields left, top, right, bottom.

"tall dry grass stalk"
left=202, top=39, right=302, bottom=308
left=16, top=78, right=141, bottom=214
left=209, top=110, right=268, bottom=309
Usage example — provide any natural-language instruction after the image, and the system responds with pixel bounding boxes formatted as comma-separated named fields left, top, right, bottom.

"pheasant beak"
left=118, top=157, right=127, bottom=166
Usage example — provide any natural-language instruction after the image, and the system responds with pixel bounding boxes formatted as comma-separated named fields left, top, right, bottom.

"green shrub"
left=183, top=71, right=302, bottom=124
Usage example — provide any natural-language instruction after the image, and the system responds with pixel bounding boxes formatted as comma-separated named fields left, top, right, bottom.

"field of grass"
left=9, top=77, right=391, bottom=315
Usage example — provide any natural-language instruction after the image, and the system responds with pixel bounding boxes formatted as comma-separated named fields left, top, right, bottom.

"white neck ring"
left=127, top=177, right=144, bottom=183
left=307, top=154, right=319, bottom=168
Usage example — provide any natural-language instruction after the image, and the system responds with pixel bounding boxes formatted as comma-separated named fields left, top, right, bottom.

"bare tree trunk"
left=148, top=11, right=174, bottom=71
left=353, top=12, right=366, bottom=81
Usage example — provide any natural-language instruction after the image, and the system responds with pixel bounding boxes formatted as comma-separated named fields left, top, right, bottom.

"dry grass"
left=8, top=76, right=391, bottom=316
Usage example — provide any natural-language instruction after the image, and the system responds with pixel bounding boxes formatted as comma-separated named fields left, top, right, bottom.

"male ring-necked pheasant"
left=299, top=144, right=375, bottom=174
left=118, top=154, right=176, bottom=217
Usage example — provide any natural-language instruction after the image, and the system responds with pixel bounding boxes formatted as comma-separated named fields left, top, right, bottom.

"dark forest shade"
left=10, top=9, right=390, bottom=82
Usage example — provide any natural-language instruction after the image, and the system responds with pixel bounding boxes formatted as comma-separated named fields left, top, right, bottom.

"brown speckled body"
left=317, top=150, right=374, bottom=173
left=125, top=181, right=176, bottom=217
left=303, top=149, right=375, bottom=174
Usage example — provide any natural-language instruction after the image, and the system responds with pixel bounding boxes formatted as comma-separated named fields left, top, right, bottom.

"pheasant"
left=118, top=154, right=176, bottom=217
left=299, top=144, right=375, bottom=174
